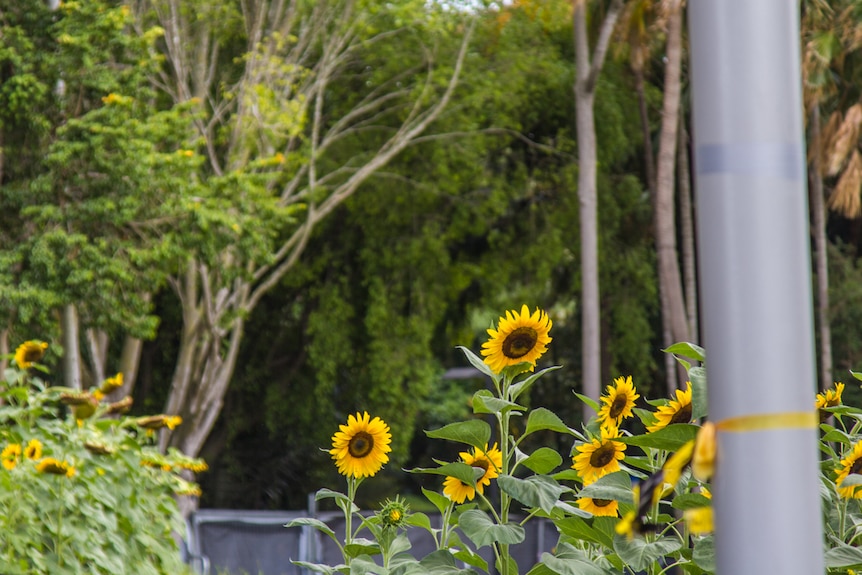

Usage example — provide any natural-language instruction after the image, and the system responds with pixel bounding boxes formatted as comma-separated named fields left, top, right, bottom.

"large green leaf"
left=518, top=447, right=563, bottom=474
left=689, top=366, right=708, bottom=421
left=498, top=474, right=568, bottom=514
left=617, top=423, right=699, bottom=451
left=664, top=342, right=706, bottom=363
left=573, top=392, right=601, bottom=414
left=613, top=534, right=682, bottom=572
left=554, top=516, right=613, bottom=547
left=577, top=471, right=634, bottom=504
left=456, top=346, right=497, bottom=380
left=291, top=560, right=344, bottom=575
left=409, top=462, right=483, bottom=486
left=826, top=542, right=862, bottom=568
left=349, top=556, right=384, bottom=575
left=524, top=408, right=575, bottom=438
left=508, top=365, right=562, bottom=402
left=538, top=550, right=612, bottom=575
left=472, top=389, right=524, bottom=415
left=345, top=538, right=381, bottom=558
left=692, top=536, right=715, bottom=572
left=458, top=509, right=525, bottom=548
left=284, top=517, right=336, bottom=541
left=425, top=420, right=491, bottom=450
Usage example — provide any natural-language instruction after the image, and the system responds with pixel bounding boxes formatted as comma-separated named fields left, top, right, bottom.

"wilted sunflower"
left=647, top=381, right=693, bottom=433
left=572, top=424, right=626, bottom=483
left=442, top=443, right=503, bottom=504
left=481, top=305, right=552, bottom=374
left=330, top=412, right=392, bottom=479
left=14, top=340, right=48, bottom=369
left=1, top=444, right=21, bottom=470
left=23, top=439, right=42, bottom=461
left=598, top=376, right=640, bottom=426
left=837, top=440, right=862, bottom=499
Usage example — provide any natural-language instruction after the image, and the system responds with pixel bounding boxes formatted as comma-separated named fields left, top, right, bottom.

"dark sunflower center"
left=850, top=458, right=862, bottom=476
left=669, top=403, right=693, bottom=425
left=348, top=432, right=374, bottom=458
left=23, top=347, right=43, bottom=362
left=609, top=395, right=628, bottom=419
left=592, top=498, right=613, bottom=508
left=589, top=443, right=616, bottom=468
left=502, top=327, right=538, bottom=359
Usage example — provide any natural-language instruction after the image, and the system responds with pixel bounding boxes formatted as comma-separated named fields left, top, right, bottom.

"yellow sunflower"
left=647, top=381, right=693, bottom=433
left=598, top=375, right=640, bottom=426
left=14, top=340, right=48, bottom=369
left=100, top=372, right=124, bottom=394
left=572, top=424, right=626, bottom=483
left=692, top=422, right=716, bottom=482
left=837, top=441, right=862, bottom=499
left=577, top=478, right=619, bottom=517
left=481, top=305, right=552, bottom=374
left=23, top=439, right=42, bottom=461
left=816, top=382, right=845, bottom=409
left=442, top=443, right=503, bottom=504
left=37, top=457, right=75, bottom=478
left=330, top=412, right=392, bottom=478
left=2, top=444, right=21, bottom=470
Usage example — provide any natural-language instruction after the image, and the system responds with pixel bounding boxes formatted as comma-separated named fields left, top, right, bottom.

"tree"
left=573, top=0, right=625, bottom=410
left=126, top=0, right=476, bottom=481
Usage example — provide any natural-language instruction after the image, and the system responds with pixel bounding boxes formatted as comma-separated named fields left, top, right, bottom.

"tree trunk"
left=0, top=327, right=8, bottom=376
left=809, top=104, right=832, bottom=389
left=654, top=5, right=689, bottom=393
left=62, top=303, right=82, bottom=390
left=635, top=64, right=657, bottom=200
left=85, top=328, right=108, bottom=385
left=679, top=95, right=698, bottom=342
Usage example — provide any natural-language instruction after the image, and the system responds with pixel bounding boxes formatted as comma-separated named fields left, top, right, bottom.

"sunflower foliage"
left=291, top=306, right=862, bottom=575
left=0, top=341, right=204, bottom=575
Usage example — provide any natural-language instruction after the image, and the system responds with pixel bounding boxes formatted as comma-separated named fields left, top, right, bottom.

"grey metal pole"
left=687, top=2, right=824, bottom=574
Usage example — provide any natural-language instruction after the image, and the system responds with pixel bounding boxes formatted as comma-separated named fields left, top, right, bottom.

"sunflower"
left=36, top=457, right=75, bottom=478
left=816, top=382, right=845, bottom=410
left=572, top=424, right=626, bottom=483
left=442, top=443, right=503, bottom=504
left=598, top=376, right=640, bottom=426
left=692, top=422, right=716, bottom=482
left=330, top=412, right=392, bottom=478
left=1, top=444, right=21, bottom=471
left=647, top=381, right=693, bottom=433
left=481, top=305, right=552, bottom=374
left=577, top=478, right=619, bottom=517
left=23, top=439, right=42, bottom=461
left=100, top=372, right=124, bottom=394
left=14, top=341, right=48, bottom=369
left=837, top=441, right=862, bottom=499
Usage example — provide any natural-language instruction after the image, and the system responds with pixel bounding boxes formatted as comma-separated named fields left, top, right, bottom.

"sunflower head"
left=646, top=381, right=693, bottom=433
left=837, top=441, right=862, bottom=499
left=330, top=412, right=392, bottom=479
left=14, top=340, right=48, bottom=369
left=37, top=457, right=75, bottom=477
left=442, top=443, right=503, bottom=503
left=572, top=425, right=626, bottom=483
left=577, top=477, right=619, bottom=517
left=817, top=382, right=845, bottom=421
left=480, top=305, right=552, bottom=374
left=379, top=496, right=410, bottom=529
left=23, top=439, right=42, bottom=461
left=1, top=443, right=21, bottom=471
left=598, top=375, right=640, bottom=426
left=100, top=372, right=124, bottom=394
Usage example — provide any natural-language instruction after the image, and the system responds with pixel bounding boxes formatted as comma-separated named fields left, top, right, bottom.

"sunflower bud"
left=379, top=496, right=410, bottom=529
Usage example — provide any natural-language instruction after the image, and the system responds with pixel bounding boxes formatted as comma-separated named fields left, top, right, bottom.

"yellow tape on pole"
left=715, top=411, right=818, bottom=433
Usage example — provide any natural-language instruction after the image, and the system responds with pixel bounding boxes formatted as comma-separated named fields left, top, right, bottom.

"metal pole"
left=687, top=2, right=824, bottom=574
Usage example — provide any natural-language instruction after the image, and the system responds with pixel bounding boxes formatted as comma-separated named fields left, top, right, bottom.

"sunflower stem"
left=497, top=372, right=513, bottom=575
left=344, top=476, right=357, bottom=562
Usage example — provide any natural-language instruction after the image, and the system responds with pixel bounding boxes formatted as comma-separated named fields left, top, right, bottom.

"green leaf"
left=508, top=365, right=562, bottom=402
left=539, top=551, right=612, bottom=575
left=671, top=493, right=711, bottom=511
left=613, top=534, right=683, bottom=572
left=452, top=547, right=488, bottom=572
left=292, top=560, right=345, bottom=575
left=345, top=538, right=381, bottom=558
left=519, top=447, right=563, bottom=474
left=617, top=423, right=699, bottom=451
left=664, top=342, right=706, bottom=363
left=498, top=474, right=568, bottom=514
left=405, top=511, right=433, bottom=531
left=692, top=536, right=716, bottom=572
left=456, top=346, right=497, bottom=380
left=826, top=542, right=862, bottom=568
left=409, top=462, right=483, bottom=486
left=850, top=370, right=862, bottom=382
left=421, top=488, right=452, bottom=514
left=574, top=392, right=600, bottom=413
left=417, top=549, right=474, bottom=575
left=577, top=471, right=634, bottom=504
left=472, top=389, right=524, bottom=415
left=284, top=517, right=336, bottom=540
left=458, top=509, right=525, bottom=548
left=689, top=367, right=708, bottom=421
left=554, top=516, right=613, bottom=547
left=349, top=556, right=384, bottom=575
left=524, top=408, right=575, bottom=438
left=425, top=420, right=491, bottom=450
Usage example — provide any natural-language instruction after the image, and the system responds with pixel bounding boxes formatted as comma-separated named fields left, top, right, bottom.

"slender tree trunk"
left=62, top=304, right=82, bottom=390
left=654, top=5, right=689, bottom=393
left=809, top=104, right=832, bottom=389
left=635, top=64, right=657, bottom=200
left=0, top=327, right=8, bottom=376
left=85, top=328, right=108, bottom=385
left=679, top=101, right=698, bottom=342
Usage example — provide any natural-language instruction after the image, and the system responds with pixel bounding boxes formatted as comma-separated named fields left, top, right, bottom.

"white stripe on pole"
left=687, top=1, right=824, bottom=574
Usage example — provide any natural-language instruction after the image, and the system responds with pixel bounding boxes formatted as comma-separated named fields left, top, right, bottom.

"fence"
left=184, top=504, right=559, bottom=575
